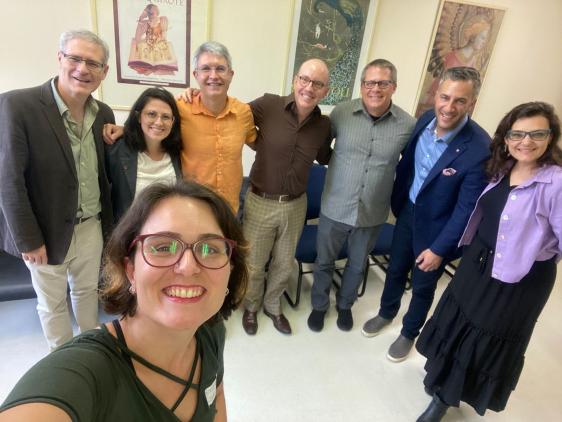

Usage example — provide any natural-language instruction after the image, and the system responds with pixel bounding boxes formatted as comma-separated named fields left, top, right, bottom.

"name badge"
left=205, top=378, right=217, bottom=407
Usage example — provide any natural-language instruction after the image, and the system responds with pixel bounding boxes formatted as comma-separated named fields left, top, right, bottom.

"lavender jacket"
left=459, top=164, right=562, bottom=283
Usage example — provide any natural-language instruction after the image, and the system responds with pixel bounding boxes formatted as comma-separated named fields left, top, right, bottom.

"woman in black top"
left=416, top=102, right=562, bottom=421
left=106, top=87, right=183, bottom=222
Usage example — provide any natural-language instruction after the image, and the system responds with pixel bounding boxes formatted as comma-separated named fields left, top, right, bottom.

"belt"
left=75, top=214, right=99, bottom=225
left=250, top=185, right=300, bottom=203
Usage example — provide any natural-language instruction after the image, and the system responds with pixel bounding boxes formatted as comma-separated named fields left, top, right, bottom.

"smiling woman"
left=415, top=102, right=562, bottom=421
left=105, top=87, right=184, bottom=222
left=0, top=181, right=249, bottom=422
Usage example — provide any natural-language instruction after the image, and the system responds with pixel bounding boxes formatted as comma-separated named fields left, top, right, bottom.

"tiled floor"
left=1, top=263, right=561, bottom=421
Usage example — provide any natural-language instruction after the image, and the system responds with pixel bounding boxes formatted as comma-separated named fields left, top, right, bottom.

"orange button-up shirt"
left=177, top=95, right=256, bottom=212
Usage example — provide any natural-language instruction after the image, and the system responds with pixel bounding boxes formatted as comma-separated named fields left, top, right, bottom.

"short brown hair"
left=101, top=181, right=248, bottom=322
left=486, top=101, right=562, bottom=179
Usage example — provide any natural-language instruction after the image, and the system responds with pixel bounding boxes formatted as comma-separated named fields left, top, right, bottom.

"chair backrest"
left=305, top=164, right=327, bottom=221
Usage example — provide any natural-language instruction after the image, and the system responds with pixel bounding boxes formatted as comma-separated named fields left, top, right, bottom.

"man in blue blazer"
left=362, top=67, right=491, bottom=362
left=0, top=30, right=114, bottom=351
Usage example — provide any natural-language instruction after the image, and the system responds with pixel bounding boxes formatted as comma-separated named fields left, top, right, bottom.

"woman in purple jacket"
left=415, top=102, right=562, bottom=421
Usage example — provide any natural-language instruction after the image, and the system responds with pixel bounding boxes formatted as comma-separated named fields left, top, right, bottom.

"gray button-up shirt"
left=321, top=99, right=415, bottom=227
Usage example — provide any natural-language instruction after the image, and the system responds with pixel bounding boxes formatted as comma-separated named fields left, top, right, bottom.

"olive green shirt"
left=1, top=321, right=226, bottom=421
left=51, top=79, right=101, bottom=218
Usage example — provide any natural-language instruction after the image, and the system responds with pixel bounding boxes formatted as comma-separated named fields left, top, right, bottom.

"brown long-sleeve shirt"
left=248, top=94, right=332, bottom=196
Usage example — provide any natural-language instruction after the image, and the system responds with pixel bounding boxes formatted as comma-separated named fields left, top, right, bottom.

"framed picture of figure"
left=112, top=0, right=190, bottom=88
left=414, top=0, right=505, bottom=117
left=285, top=0, right=378, bottom=108
left=92, top=0, right=210, bottom=109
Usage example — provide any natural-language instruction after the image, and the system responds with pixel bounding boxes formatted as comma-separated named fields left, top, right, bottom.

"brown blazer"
left=0, top=79, right=114, bottom=264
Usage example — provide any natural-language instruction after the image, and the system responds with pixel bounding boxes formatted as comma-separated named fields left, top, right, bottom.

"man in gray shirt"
left=308, top=59, right=415, bottom=332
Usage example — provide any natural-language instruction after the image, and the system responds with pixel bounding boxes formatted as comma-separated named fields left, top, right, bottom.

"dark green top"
left=1, top=321, right=225, bottom=421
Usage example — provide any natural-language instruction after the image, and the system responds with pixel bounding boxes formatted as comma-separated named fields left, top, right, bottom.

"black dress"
left=416, top=176, right=557, bottom=416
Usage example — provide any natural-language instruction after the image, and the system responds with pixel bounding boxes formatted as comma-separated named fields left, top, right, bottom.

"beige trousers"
left=25, top=218, right=103, bottom=351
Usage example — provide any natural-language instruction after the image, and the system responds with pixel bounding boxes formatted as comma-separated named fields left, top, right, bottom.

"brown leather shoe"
left=242, top=310, right=258, bottom=335
left=263, top=309, right=292, bottom=335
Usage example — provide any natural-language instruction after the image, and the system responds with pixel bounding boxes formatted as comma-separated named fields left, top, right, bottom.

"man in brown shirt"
left=242, top=59, right=332, bottom=335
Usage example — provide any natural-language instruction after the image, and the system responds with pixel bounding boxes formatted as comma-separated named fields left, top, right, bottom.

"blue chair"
left=368, top=223, right=395, bottom=272
left=284, top=164, right=349, bottom=307
left=0, top=251, right=35, bottom=301
left=367, top=223, right=413, bottom=291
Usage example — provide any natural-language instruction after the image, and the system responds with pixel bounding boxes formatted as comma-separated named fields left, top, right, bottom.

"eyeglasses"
left=61, top=53, right=105, bottom=72
left=296, top=75, right=326, bottom=90
left=195, top=65, right=229, bottom=75
left=506, top=129, right=551, bottom=142
left=141, top=110, right=175, bottom=125
left=362, top=79, right=394, bottom=90
left=129, top=233, right=236, bottom=269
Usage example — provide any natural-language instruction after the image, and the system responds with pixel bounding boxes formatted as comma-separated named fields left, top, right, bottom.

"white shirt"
left=135, top=152, right=176, bottom=197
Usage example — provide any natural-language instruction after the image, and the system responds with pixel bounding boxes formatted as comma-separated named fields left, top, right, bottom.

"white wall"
left=1, top=0, right=561, bottom=172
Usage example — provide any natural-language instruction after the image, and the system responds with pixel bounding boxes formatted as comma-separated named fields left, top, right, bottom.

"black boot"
left=416, top=394, right=449, bottom=422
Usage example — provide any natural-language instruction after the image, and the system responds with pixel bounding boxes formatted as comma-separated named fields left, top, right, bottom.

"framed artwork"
left=285, top=0, right=378, bottom=107
left=414, top=0, right=505, bottom=117
left=91, top=0, right=210, bottom=109
left=113, top=0, right=190, bottom=88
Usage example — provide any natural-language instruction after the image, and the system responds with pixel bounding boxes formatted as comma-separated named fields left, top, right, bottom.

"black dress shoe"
left=263, top=309, right=292, bottom=335
left=336, top=307, right=353, bottom=331
left=242, top=310, right=258, bottom=335
left=307, top=309, right=326, bottom=332
left=416, top=394, right=449, bottom=422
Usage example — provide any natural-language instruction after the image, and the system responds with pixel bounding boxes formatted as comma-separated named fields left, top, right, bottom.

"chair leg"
left=284, top=262, right=303, bottom=308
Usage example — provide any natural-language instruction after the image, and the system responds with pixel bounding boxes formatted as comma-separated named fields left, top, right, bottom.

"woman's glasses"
left=129, top=233, right=236, bottom=269
left=506, top=129, right=551, bottom=142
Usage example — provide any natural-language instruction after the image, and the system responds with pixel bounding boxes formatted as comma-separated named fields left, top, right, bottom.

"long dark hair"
left=122, top=87, right=182, bottom=156
left=487, top=101, right=561, bottom=179
left=101, top=181, right=248, bottom=322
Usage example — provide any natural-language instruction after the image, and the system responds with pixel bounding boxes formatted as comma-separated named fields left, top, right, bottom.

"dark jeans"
left=379, top=201, right=447, bottom=339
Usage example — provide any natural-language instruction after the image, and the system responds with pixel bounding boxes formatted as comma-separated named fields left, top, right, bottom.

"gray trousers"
left=243, top=190, right=307, bottom=314
left=311, top=213, right=381, bottom=311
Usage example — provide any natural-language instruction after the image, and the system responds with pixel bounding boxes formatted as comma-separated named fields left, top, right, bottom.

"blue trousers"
left=378, top=201, right=447, bottom=339
left=311, top=213, right=381, bottom=311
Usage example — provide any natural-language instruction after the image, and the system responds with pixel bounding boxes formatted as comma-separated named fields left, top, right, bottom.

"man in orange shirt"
left=103, top=41, right=256, bottom=212
left=177, top=41, right=256, bottom=211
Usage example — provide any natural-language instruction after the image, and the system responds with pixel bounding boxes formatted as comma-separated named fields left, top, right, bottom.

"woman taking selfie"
left=416, top=102, right=562, bottom=421
left=1, top=181, right=248, bottom=421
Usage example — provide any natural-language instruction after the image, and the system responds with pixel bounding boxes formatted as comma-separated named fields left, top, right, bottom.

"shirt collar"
left=526, top=164, right=559, bottom=185
left=425, top=114, right=468, bottom=144
left=50, top=77, right=98, bottom=118
left=192, top=95, right=236, bottom=118
left=354, top=99, right=394, bottom=119
left=284, top=93, right=321, bottom=117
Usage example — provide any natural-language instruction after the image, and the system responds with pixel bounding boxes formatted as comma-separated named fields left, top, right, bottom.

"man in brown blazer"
left=0, top=30, right=114, bottom=351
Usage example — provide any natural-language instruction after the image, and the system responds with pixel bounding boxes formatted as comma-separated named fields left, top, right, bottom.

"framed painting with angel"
left=414, top=1, right=505, bottom=117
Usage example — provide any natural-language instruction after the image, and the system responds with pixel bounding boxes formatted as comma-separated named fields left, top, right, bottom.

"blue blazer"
left=105, top=139, right=182, bottom=223
left=390, top=110, right=491, bottom=259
